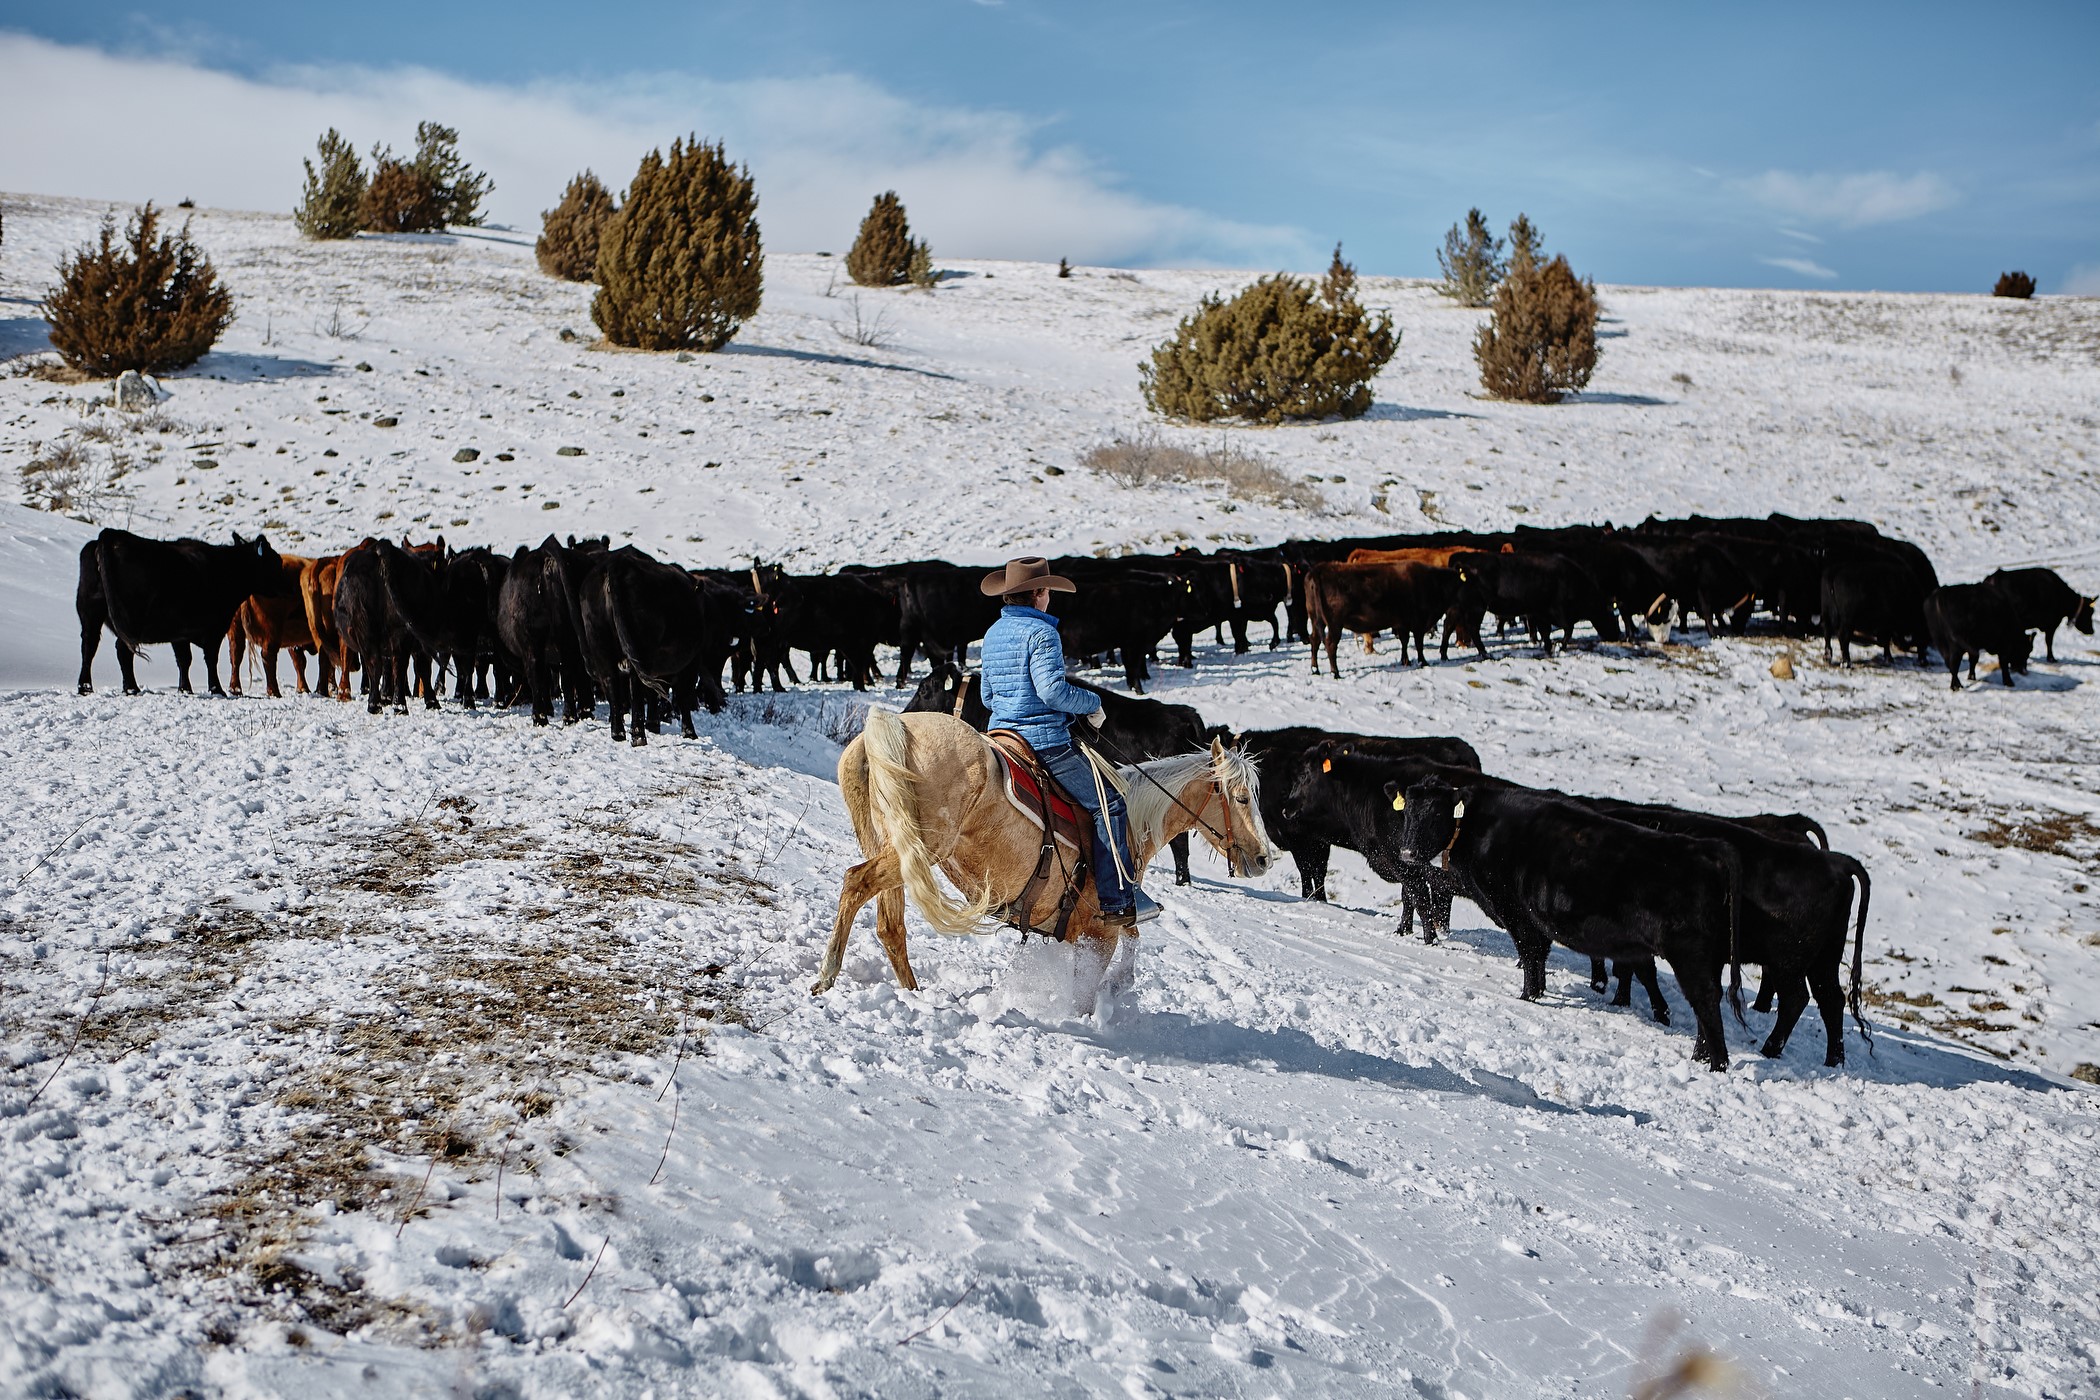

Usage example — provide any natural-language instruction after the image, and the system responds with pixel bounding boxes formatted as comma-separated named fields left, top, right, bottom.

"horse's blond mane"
left=1122, top=747, right=1266, bottom=856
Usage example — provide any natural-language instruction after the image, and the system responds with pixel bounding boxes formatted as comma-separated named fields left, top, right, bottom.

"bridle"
left=1082, top=731, right=1252, bottom=875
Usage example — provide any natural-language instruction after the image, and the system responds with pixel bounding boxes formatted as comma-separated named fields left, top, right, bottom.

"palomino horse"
left=814, top=708, right=1273, bottom=995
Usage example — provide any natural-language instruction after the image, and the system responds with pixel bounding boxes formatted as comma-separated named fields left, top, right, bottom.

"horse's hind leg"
left=814, top=850, right=905, bottom=994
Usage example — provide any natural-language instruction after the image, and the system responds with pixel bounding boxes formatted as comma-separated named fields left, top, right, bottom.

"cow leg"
left=606, top=674, right=628, bottom=743
left=2043, top=625, right=2057, bottom=663
left=1682, top=970, right=1730, bottom=1071
left=419, top=655, right=440, bottom=710
left=1325, top=630, right=1342, bottom=680
left=1610, top=963, right=1634, bottom=1006
left=1425, top=875, right=1454, bottom=942
left=1513, top=937, right=1551, bottom=1001
left=260, top=644, right=283, bottom=699
left=168, top=639, right=192, bottom=694
left=1762, top=973, right=1813, bottom=1060
left=1631, top=961, right=1671, bottom=1024
left=290, top=649, right=310, bottom=696
left=1590, top=957, right=1610, bottom=994
left=200, top=639, right=227, bottom=697
left=1169, top=831, right=1191, bottom=886
left=1290, top=843, right=1330, bottom=902
left=1124, top=649, right=1146, bottom=694
left=1399, top=879, right=1417, bottom=938
left=1231, top=615, right=1250, bottom=654
left=1807, top=967, right=1848, bottom=1067
left=226, top=620, right=246, bottom=696
left=1175, top=624, right=1194, bottom=668
left=78, top=601, right=106, bottom=695
left=630, top=678, right=650, bottom=748
left=114, top=638, right=140, bottom=695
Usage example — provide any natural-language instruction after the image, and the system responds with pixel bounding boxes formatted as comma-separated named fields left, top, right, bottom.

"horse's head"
left=1198, top=736, right=1273, bottom=879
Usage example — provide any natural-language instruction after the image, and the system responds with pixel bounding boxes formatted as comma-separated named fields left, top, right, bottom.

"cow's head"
left=2075, top=595, right=2096, bottom=636
left=2009, top=630, right=2036, bottom=675
left=1391, top=777, right=1460, bottom=867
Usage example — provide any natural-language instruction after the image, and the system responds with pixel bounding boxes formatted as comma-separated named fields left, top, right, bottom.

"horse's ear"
left=1209, top=735, right=1225, bottom=762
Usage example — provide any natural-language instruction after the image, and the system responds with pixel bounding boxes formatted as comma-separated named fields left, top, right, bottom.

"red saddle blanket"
left=985, top=730, right=1085, bottom=835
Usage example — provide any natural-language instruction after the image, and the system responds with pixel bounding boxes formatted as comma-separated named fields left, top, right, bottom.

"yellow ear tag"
left=1391, top=793, right=1405, bottom=811
left=1322, top=758, right=1333, bottom=772
left=1453, top=801, right=1467, bottom=819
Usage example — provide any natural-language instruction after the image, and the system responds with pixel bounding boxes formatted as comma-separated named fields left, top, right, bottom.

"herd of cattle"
left=64, top=511, right=2095, bottom=1069
left=71, top=511, right=2096, bottom=736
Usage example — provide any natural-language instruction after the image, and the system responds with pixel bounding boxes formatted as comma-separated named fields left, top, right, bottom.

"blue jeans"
left=1033, top=740, right=1137, bottom=911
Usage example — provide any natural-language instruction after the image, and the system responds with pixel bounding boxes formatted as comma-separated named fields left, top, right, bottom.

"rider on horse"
left=978, top=557, right=1161, bottom=928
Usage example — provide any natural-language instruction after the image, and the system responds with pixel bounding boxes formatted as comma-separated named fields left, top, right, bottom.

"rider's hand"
left=1084, top=708, right=1106, bottom=729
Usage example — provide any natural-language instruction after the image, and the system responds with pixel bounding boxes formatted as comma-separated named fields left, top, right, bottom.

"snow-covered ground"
left=3, top=193, right=2097, bottom=1398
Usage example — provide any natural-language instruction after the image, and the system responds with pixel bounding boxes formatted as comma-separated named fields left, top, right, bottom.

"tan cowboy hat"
left=980, top=556, right=1078, bottom=597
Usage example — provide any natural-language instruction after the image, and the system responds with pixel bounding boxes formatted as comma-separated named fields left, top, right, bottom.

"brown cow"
left=1306, top=561, right=1463, bottom=677
left=1343, top=548, right=1477, bottom=651
left=227, top=553, right=316, bottom=697
left=301, top=545, right=370, bottom=700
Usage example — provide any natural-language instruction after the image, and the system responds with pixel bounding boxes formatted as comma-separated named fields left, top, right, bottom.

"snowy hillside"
left=2, top=193, right=2098, bottom=1398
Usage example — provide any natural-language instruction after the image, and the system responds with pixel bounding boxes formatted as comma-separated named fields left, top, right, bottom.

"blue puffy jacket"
left=979, top=605, right=1101, bottom=751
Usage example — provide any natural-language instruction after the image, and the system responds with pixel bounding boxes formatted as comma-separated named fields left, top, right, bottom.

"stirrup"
left=1130, top=890, right=1162, bottom=924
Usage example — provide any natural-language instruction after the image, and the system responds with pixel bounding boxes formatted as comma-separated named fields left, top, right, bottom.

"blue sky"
left=4, top=0, right=2097, bottom=290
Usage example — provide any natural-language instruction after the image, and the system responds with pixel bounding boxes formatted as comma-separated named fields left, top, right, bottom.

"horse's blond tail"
left=858, top=708, right=990, bottom=935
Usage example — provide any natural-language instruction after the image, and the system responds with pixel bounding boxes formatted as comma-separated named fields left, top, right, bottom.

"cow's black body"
left=1924, top=582, right=2034, bottom=691
left=1303, top=562, right=1462, bottom=675
left=1396, top=780, right=1745, bottom=1071
left=77, top=529, right=290, bottom=696
left=578, top=546, right=709, bottom=745
left=1982, top=567, right=2094, bottom=662
left=1822, top=561, right=1927, bottom=665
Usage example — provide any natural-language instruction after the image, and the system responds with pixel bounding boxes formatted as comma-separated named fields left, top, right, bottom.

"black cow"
left=77, top=529, right=290, bottom=696
left=1211, top=551, right=1291, bottom=652
left=1585, top=799, right=1871, bottom=1065
left=578, top=546, right=708, bottom=745
left=441, top=547, right=510, bottom=710
left=1238, top=728, right=1482, bottom=908
left=777, top=572, right=902, bottom=690
left=497, top=538, right=588, bottom=726
left=1821, top=561, right=1927, bottom=666
left=1923, top=583, right=2034, bottom=691
left=1449, top=551, right=1622, bottom=657
left=903, top=663, right=1216, bottom=883
left=1616, top=535, right=1754, bottom=638
left=1396, top=779, right=1744, bottom=1071
left=1047, top=570, right=1184, bottom=693
left=1981, top=567, right=2093, bottom=663
left=334, top=539, right=447, bottom=714
left=689, top=574, right=755, bottom=713
left=884, top=564, right=1000, bottom=687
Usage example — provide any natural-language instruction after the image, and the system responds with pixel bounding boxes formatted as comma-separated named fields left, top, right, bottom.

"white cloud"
left=2059, top=263, right=2100, bottom=295
left=1775, top=226, right=1823, bottom=245
left=1758, top=255, right=1838, bottom=281
left=0, top=33, right=1310, bottom=268
left=1737, top=169, right=1957, bottom=228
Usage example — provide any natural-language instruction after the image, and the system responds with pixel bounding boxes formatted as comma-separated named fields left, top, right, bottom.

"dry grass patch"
left=1967, top=808, right=2100, bottom=864
left=149, top=799, right=766, bottom=1343
left=1082, top=430, right=1324, bottom=511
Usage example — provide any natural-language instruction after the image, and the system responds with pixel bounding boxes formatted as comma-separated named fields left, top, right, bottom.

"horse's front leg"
left=815, top=850, right=906, bottom=994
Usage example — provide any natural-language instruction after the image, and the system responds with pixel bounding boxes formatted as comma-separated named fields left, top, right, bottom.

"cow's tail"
left=604, top=565, right=670, bottom=699
left=1832, top=851, right=1875, bottom=1056
left=1721, top=844, right=1745, bottom=1025
left=1787, top=814, right=1830, bottom=850
left=858, top=708, right=989, bottom=935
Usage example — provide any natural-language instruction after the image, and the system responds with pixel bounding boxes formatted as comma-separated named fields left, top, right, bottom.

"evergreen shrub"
left=846, top=191, right=924, bottom=288
left=1993, top=271, right=2036, bottom=299
left=359, top=155, right=445, bottom=234
left=1473, top=253, right=1600, bottom=403
left=294, top=129, right=367, bottom=240
left=42, top=204, right=235, bottom=375
left=1436, top=209, right=1503, bottom=306
left=592, top=136, right=764, bottom=352
left=1141, top=245, right=1396, bottom=424
left=536, top=171, right=618, bottom=281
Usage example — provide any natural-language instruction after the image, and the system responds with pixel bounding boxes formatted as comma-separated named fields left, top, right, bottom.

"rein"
left=1081, top=731, right=1244, bottom=872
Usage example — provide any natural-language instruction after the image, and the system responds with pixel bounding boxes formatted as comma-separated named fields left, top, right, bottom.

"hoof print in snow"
left=354, top=361, right=372, bottom=372
left=541, top=500, right=561, bottom=510
left=557, top=446, right=584, bottom=457
left=373, top=416, right=399, bottom=428
left=453, top=448, right=480, bottom=463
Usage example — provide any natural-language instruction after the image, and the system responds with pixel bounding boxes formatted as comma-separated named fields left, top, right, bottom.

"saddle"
left=984, top=729, right=1090, bottom=941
